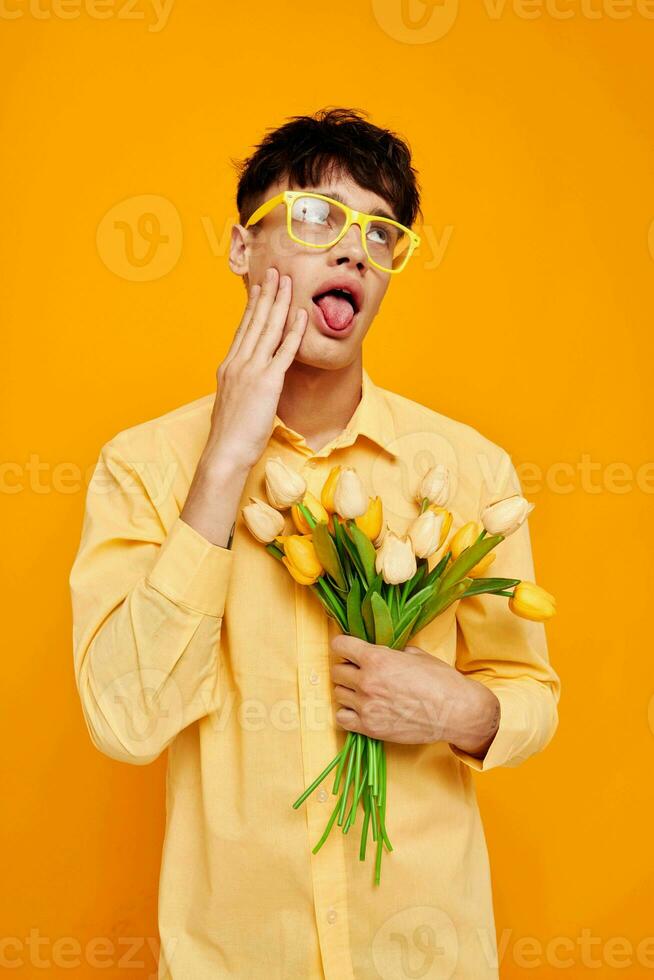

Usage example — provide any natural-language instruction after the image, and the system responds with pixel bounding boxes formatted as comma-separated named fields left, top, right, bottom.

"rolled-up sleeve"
left=448, top=449, right=561, bottom=772
left=69, top=440, right=234, bottom=766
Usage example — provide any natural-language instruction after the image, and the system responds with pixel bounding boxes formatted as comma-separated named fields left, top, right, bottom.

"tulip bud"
left=354, top=495, right=383, bottom=541
left=333, top=466, right=368, bottom=519
left=375, top=531, right=417, bottom=585
left=291, top=490, right=329, bottom=534
left=264, top=456, right=306, bottom=509
left=407, top=509, right=444, bottom=559
left=481, top=494, right=534, bottom=537
left=417, top=463, right=450, bottom=508
left=282, top=534, right=323, bottom=585
left=321, top=464, right=342, bottom=514
left=508, top=581, right=556, bottom=621
left=242, top=496, right=286, bottom=544
left=468, top=552, right=495, bottom=578
left=448, top=519, right=496, bottom=576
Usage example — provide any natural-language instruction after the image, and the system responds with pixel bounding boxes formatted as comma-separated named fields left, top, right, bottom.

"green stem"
left=292, top=751, right=342, bottom=809
left=360, top=796, right=371, bottom=861
left=369, top=784, right=378, bottom=842
left=379, top=743, right=393, bottom=851
left=337, top=734, right=358, bottom=826
left=297, top=501, right=317, bottom=529
left=344, top=756, right=368, bottom=832
left=332, top=731, right=354, bottom=794
left=367, top=736, right=376, bottom=787
left=312, top=798, right=341, bottom=854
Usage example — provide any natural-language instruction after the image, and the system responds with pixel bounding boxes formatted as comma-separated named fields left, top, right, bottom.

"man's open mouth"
left=312, top=286, right=360, bottom=331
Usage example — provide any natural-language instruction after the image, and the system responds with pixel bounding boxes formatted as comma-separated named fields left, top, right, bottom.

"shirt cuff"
left=146, top=515, right=234, bottom=618
left=448, top=682, right=528, bottom=772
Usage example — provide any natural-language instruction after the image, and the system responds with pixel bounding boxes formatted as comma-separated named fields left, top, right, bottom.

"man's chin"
left=291, top=332, right=359, bottom=371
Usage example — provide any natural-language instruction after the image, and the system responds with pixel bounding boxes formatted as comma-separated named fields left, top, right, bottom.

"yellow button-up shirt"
left=69, top=366, right=560, bottom=979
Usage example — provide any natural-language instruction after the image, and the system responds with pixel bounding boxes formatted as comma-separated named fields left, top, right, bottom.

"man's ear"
left=228, top=223, right=250, bottom=277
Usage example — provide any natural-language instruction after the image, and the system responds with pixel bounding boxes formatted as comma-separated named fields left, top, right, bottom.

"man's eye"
left=292, top=198, right=330, bottom=224
left=368, top=225, right=389, bottom=244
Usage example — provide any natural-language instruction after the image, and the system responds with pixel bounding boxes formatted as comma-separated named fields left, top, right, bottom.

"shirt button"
left=309, top=671, right=319, bottom=685
left=317, top=788, right=328, bottom=802
left=326, top=907, right=337, bottom=924
left=306, top=458, right=318, bottom=468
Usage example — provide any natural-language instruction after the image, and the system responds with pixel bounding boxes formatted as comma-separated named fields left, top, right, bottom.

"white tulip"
left=407, top=509, right=444, bottom=559
left=481, top=494, right=535, bottom=536
left=264, top=456, right=306, bottom=509
left=333, top=467, right=368, bottom=519
left=375, top=531, right=417, bottom=585
left=417, top=463, right=450, bottom=507
left=242, top=497, right=286, bottom=544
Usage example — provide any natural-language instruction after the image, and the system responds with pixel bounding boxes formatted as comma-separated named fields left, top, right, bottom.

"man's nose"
left=332, top=222, right=367, bottom=264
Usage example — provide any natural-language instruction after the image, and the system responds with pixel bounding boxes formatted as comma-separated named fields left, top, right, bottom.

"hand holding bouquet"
left=242, top=458, right=556, bottom=885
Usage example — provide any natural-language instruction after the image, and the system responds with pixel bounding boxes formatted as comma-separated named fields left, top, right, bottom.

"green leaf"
left=338, top=523, right=368, bottom=586
left=392, top=608, right=422, bottom=650
left=371, top=592, right=394, bottom=646
left=438, top=536, right=504, bottom=593
left=346, top=578, right=368, bottom=640
left=401, top=561, right=426, bottom=607
left=312, top=580, right=347, bottom=631
left=423, top=550, right=451, bottom=589
left=461, top=576, right=521, bottom=598
left=412, top=578, right=472, bottom=634
left=332, top=517, right=353, bottom=587
left=311, top=521, right=347, bottom=591
left=402, top=584, right=434, bottom=617
left=361, top=573, right=382, bottom=641
left=346, top=522, right=377, bottom=588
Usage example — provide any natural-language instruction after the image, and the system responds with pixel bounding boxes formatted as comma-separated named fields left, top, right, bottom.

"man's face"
left=230, top=172, right=396, bottom=369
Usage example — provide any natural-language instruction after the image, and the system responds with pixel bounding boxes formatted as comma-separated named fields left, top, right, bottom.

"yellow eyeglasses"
left=244, top=190, right=421, bottom=274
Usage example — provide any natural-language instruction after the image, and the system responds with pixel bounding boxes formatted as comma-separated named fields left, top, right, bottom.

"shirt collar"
left=271, top=367, right=399, bottom=460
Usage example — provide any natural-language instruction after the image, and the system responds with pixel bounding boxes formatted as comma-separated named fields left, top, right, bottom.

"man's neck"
left=275, top=357, right=363, bottom=454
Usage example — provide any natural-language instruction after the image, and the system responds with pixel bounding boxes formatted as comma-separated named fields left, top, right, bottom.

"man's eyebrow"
left=314, top=188, right=397, bottom=222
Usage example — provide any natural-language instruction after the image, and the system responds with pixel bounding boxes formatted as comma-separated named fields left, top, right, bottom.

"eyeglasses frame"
left=244, top=190, right=421, bottom=274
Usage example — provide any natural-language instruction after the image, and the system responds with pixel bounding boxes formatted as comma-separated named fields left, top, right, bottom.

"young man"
left=69, top=107, right=560, bottom=979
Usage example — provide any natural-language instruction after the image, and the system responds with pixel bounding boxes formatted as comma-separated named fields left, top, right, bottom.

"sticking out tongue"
left=314, top=292, right=355, bottom=331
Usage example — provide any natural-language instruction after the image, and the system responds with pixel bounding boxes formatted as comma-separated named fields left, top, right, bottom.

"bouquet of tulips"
left=242, top=457, right=556, bottom=885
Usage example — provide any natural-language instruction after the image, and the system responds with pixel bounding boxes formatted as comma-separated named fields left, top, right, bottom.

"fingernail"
left=266, top=268, right=275, bottom=281
left=280, top=275, right=290, bottom=287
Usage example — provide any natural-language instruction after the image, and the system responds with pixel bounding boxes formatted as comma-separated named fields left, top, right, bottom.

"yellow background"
left=2, top=1, right=653, bottom=976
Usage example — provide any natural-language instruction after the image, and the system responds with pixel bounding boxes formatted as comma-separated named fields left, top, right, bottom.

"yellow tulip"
left=291, top=490, right=329, bottom=534
left=468, top=552, right=496, bottom=577
left=283, top=534, right=323, bottom=585
left=321, top=464, right=342, bottom=514
left=508, top=581, right=556, bottom=621
left=447, top=519, right=496, bottom=576
left=355, top=495, right=383, bottom=541
left=448, top=521, right=480, bottom=560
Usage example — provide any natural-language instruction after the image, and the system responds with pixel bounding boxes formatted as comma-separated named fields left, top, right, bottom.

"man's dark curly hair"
left=232, top=106, right=422, bottom=232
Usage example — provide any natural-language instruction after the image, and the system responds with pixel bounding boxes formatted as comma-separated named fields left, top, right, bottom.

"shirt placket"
left=285, top=438, right=357, bottom=980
